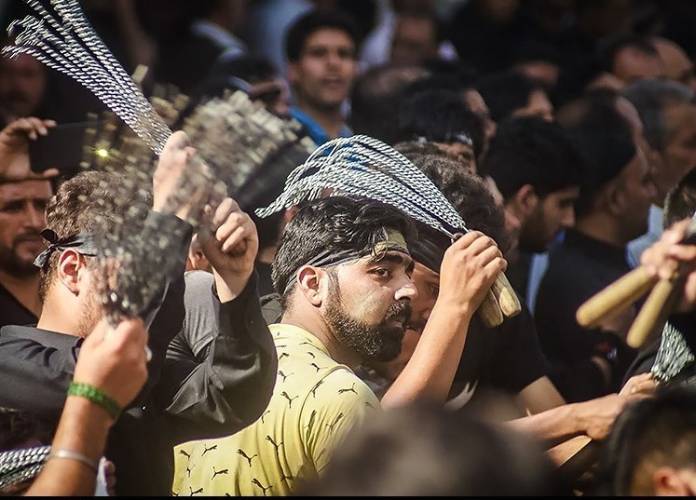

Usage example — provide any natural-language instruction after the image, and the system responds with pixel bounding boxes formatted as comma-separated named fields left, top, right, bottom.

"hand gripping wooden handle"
left=626, top=275, right=680, bottom=348
left=576, top=267, right=657, bottom=329
left=478, top=288, right=504, bottom=328
left=491, top=272, right=521, bottom=318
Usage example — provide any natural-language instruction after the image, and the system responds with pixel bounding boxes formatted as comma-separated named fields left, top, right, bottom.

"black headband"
left=33, top=229, right=98, bottom=270
left=408, top=222, right=453, bottom=273
left=282, top=229, right=410, bottom=295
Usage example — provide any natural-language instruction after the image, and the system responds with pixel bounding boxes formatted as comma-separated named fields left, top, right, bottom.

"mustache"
left=384, top=300, right=412, bottom=325
left=14, top=231, right=43, bottom=244
left=3, top=91, right=31, bottom=104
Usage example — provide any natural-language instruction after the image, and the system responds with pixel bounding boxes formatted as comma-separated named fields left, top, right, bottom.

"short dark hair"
left=597, top=385, right=696, bottom=495
left=284, top=9, right=359, bottom=63
left=482, top=117, right=583, bottom=201
left=664, top=167, right=696, bottom=227
left=557, top=92, right=636, bottom=217
left=599, top=34, right=660, bottom=74
left=623, top=79, right=695, bottom=152
left=394, top=89, right=485, bottom=158
left=349, top=64, right=429, bottom=143
left=476, top=71, right=544, bottom=122
left=39, top=171, right=151, bottom=300
left=271, top=197, right=415, bottom=308
left=396, top=145, right=509, bottom=255
left=302, top=405, right=557, bottom=495
left=178, top=54, right=279, bottom=126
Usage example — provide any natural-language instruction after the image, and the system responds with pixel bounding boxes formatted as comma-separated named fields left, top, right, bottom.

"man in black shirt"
left=536, top=93, right=658, bottom=402
left=0, top=132, right=276, bottom=495
left=0, top=118, right=57, bottom=328
left=482, top=117, right=582, bottom=298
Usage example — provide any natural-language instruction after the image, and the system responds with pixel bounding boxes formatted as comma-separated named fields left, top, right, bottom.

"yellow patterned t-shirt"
left=171, top=323, right=380, bottom=496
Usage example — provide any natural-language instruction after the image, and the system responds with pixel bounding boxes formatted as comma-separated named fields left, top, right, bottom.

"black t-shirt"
left=0, top=283, right=37, bottom=329
left=535, top=229, right=638, bottom=402
left=448, top=304, right=550, bottom=407
left=256, top=262, right=275, bottom=298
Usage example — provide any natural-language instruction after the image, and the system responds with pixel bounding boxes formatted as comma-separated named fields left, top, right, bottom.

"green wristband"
left=67, top=382, right=122, bottom=420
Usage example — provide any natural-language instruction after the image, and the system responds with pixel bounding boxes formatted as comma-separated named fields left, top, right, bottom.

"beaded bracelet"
left=67, top=382, right=122, bottom=420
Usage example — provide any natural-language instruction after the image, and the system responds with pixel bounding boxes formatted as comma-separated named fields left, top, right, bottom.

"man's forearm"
left=506, top=403, right=584, bottom=447
left=27, top=397, right=112, bottom=496
left=213, top=268, right=253, bottom=303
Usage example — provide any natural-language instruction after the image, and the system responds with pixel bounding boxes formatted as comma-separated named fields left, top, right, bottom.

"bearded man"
left=0, top=117, right=58, bottom=327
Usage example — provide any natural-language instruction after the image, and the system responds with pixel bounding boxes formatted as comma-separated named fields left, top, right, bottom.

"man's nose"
left=25, top=203, right=45, bottom=229
left=395, top=280, right=418, bottom=302
left=561, top=207, right=575, bottom=229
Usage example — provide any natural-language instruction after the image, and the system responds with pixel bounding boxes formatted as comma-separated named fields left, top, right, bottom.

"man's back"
left=172, top=323, right=379, bottom=496
left=535, top=229, right=636, bottom=401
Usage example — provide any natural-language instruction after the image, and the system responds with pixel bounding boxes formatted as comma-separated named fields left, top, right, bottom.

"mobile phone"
left=27, top=120, right=96, bottom=177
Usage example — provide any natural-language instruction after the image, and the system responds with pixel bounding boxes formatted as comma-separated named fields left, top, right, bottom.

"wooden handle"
left=491, top=272, right=522, bottom=318
left=549, top=435, right=594, bottom=467
left=576, top=267, right=656, bottom=329
left=626, top=276, right=679, bottom=348
left=478, top=288, right=504, bottom=328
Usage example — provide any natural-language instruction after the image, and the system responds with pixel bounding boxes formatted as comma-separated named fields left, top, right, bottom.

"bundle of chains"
left=652, top=322, right=695, bottom=383
left=3, top=0, right=170, bottom=154
left=2, top=0, right=204, bottom=324
left=4, top=0, right=314, bottom=324
left=257, top=135, right=465, bottom=236
left=0, top=446, right=50, bottom=490
left=182, top=90, right=316, bottom=204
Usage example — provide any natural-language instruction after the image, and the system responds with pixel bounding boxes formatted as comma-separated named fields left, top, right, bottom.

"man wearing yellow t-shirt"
left=173, top=197, right=418, bottom=495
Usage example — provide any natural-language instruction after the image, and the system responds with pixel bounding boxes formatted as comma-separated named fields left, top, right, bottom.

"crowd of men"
left=2, top=0, right=696, bottom=496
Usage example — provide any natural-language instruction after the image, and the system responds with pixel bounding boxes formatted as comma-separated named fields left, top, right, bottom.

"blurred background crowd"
left=3, top=0, right=696, bottom=496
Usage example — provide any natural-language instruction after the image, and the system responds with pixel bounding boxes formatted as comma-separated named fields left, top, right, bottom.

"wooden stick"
left=626, top=276, right=680, bottom=348
left=491, top=272, right=522, bottom=318
left=548, top=435, right=594, bottom=466
left=478, top=289, right=505, bottom=327
left=576, top=267, right=656, bottom=328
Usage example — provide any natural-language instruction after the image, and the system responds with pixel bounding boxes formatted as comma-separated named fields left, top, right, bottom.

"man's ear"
left=287, top=62, right=300, bottom=87
left=653, top=467, right=692, bottom=496
left=57, top=249, right=85, bottom=295
left=603, top=179, right=624, bottom=216
left=296, top=265, right=326, bottom=307
left=511, top=184, right=539, bottom=218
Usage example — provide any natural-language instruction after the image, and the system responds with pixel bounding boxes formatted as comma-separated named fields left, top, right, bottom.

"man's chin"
left=373, top=327, right=405, bottom=362
left=0, top=257, right=39, bottom=277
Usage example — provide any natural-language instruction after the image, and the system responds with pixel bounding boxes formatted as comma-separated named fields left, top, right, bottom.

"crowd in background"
left=2, top=0, right=696, bottom=496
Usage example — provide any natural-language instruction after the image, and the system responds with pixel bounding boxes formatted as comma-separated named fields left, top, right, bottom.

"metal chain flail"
left=256, top=135, right=469, bottom=238
left=4, top=0, right=171, bottom=154
left=0, top=446, right=50, bottom=489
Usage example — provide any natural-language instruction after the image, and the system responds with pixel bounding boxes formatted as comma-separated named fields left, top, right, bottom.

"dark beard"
left=324, top=278, right=411, bottom=363
left=77, top=288, right=102, bottom=337
left=0, top=242, right=40, bottom=278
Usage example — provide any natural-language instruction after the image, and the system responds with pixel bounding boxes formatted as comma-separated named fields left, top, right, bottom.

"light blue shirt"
left=290, top=106, right=352, bottom=145
left=627, top=205, right=664, bottom=266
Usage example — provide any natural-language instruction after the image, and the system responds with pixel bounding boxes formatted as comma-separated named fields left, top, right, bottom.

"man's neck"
left=0, top=269, right=42, bottom=317
left=35, top=290, right=81, bottom=337
left=281, top=309, right=361, bottom=368
left=294, top=96, right=345, bottom=139
left=575, top=214, right=629, bottom=248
